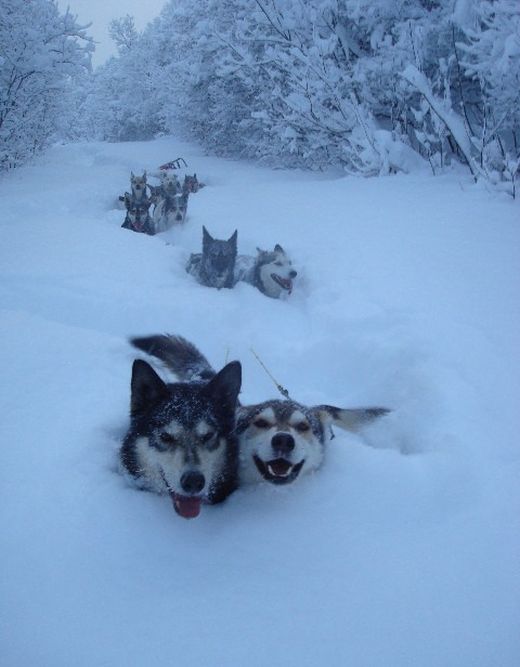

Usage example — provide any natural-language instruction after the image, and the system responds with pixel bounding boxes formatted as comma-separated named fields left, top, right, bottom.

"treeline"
left=2, top=1, right=519, bottom=195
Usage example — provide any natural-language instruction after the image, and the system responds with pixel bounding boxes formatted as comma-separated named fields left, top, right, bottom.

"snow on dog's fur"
left=186, top=226, right=238, bottom=289
left=235, top=244, right=297, bottom=298
left=120, top=353, right=242, bottom=519
left=130, top=335, right=390, bottom=487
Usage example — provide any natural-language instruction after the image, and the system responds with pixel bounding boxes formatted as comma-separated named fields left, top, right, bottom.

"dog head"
left=183, top=173, right=204, bottom=194
left=159, top=170, right=180, bottom=196
left=237, top=400, right=389, bottom=485
left=124, top=194, right=151, bottom=232
left=170, top=193, right=188, bottom=224
left=127, top=358, right=242, bottom=518
left=201, top=226, right=238, bottom=288
left=130, top=171, right=147, bottom=196
left=255, top=244, right=297, bottom=298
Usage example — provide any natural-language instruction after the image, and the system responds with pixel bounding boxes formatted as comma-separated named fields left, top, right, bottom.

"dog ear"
left=229, top=229, right=238, bottom=246
left=274, top=243, right=285, bottom=254
left=130, top=359, right=168, bottom=416
left=130, top=171, right=135, bottom=179
left=314, top=405, right=390, bottom=433
left=203, top=226, right=213, bottom=246
left=204, top=361, right=242, bottom=422
left=143, top=170, right=147, bottom=179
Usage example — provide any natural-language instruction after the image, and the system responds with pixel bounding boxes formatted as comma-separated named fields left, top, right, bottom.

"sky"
left=58, top=0, right=167, bottom=66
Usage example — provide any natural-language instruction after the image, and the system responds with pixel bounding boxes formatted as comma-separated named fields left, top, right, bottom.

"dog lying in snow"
left=234, top=244, right=297, bottom=298
left=121, top=193, right=154, bottom=235
left=149, top=171, right=188, bottom=232
left=130, top=335, right=390, bottom=488
left=120, top=347, right=242, bottom=519
left=186, top=226, right=238, bottom=289
left=186, top=229, right=297, bottom=298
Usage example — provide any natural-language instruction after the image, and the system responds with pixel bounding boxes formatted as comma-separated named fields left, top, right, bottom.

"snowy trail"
left=1, top=137, right=519, bottom=666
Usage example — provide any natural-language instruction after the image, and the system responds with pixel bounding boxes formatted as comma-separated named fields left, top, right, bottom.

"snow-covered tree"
left=0, top=0, right=93, bottom=170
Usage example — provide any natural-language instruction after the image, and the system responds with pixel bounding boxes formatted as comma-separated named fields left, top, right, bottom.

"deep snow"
left=1, top=137, right=519, bottom=666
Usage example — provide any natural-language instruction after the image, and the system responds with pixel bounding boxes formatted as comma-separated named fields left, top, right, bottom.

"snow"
left=1, top=136, right=519, bottom=666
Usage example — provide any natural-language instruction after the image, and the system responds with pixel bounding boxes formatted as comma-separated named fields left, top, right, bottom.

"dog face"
left=122, top=359, right=242, bottom=519
left=170, top=193, right=188, bottom=224
left=130, top=171, right=147, bottom=196
left=159, top=170, right=180, bottom=196
left=183, top=173, right=203, bottom=194
left=256, top=244, right=297, bottom=298
left=124, top=194, right=151, bottom=232
left=237, top=400, right=389, bottom=485
left=201, top=226, right=238, bottom=288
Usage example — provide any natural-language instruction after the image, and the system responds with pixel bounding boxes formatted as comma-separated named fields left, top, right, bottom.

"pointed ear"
left=204, top=361, right=241, bottom=421
left=314, top=405, right=390, bottom=433
left=143, top=170, right=147, bottom=179
left=202, top=226, right=212, bottom=243
left=229, top=229, right=238, bottom=245
left=274, top=243, right=284, bottom=254
left=130, top=359, right=168, bottom=416
left=131, top=171, right=135, bottom=178
left=256, top=247, right=265, bottom=255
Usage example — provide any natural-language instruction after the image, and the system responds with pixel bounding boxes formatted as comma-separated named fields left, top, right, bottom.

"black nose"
left=289, top=270, right=297, bottom=278
left=180, top=471, right=205, bottom=494
left=271, top=432, right=295, bottom=455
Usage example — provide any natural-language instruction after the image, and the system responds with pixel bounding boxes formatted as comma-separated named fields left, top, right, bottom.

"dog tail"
left=316, top=406, right=390, bottom=432
left=130, top=334, right=215, bottom=382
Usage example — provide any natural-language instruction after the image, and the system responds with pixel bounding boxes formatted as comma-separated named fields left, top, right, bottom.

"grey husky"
left=130, top=335, right=390, bottom=487
left=186, top=226, right=238, bottom=289
left=235, top=244, right=297, bottom=298
left=120, top=353, right=242, bottom=519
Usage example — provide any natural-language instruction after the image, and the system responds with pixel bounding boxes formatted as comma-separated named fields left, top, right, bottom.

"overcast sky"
left=58, top=0, right=167, bottom=66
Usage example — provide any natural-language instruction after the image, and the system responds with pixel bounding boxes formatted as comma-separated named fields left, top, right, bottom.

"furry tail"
left=316, top=406, right=390, bottom=432
left=130, top=334, right=216, bottom=382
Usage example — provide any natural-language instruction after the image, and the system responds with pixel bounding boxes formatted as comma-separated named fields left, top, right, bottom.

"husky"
left=130, top=171, right=149, bottom=202
left=235, top=244, right=297, bottom=299
left=121, top=193, right=154, bottom=235
left=120, top=354, right=242, bottom=519
left=152, top=192, right=188, bottom=232
left=186, top=226, right=238, bottom=289
left=183, top=173, right=204, bottom=194
left=130, top=335, right=390, bottom=487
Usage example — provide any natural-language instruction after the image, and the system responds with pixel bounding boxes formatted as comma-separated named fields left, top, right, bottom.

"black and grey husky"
left=120, top=353, right=242, bottom=519
left=121, top=193, right=154, bottom=235
left=130, top=335, right=390, bottom=487
left=235, top=244, right=297, bottom=298
left=186, top=226, right=238, bottom=289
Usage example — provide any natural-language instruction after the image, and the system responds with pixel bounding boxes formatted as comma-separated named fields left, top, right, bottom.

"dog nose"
left=289, top=270, right=297, bottom=278
left=180, top=471, right=205, bottom=494
left=271, top=432, right=295, bottom=455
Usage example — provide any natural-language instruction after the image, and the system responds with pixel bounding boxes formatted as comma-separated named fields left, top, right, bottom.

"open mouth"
left=170, top=492, right=202, bottom=519
left=253, top=455, right=305, bottom=485
left=271, top=274, right=293, bottom=293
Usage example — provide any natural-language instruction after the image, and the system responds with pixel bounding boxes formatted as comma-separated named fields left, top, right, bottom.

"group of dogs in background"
left=118, top=160, right=390, bottom=519
left=119, top=163, right=298, bottom=300
left=120, top=168, right=201, bottom=236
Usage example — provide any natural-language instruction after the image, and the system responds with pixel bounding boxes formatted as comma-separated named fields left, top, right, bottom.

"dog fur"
left=121, top=193, right=154, bottom=235
left=235, top=244, right=297, bottom=298
left=130, top=171, right=149, bottom=202
left=120, top=354, right=242, bottom=519
left=183, top=173, right=205, bottom=194
left=130, top=335, right=390, bottom=487
left=186, top=226, right=238, bottom=289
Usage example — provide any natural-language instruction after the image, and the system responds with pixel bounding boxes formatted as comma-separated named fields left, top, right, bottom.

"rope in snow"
left=250, top=348, right=291, bottom=400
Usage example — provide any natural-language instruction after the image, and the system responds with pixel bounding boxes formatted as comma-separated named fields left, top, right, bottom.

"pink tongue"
left=172, top=494, right=202, bottom=519
left=268, top=459, right=292, bottom=476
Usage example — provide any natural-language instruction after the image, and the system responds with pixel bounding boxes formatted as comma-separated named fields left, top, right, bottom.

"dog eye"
left=200, top=431, right=215, bottom=443
left=274, top=261, right=283, bottom=266
left=160, top=432, right=177, bottom=445
left=294, top=422, right=310, bottom=433
left=253, top=418, right=271, bottom=429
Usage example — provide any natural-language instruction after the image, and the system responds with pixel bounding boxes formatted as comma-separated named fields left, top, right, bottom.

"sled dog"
left=130, top=171, right=149, bottom=202
left=120, top=354, right=242, bottom=519
left=235, top=244, right=297, bottom=298
left=130, top=335, right=390, bottom=487
left=121, top=193, right=154, bottom=235
left=183, top=173, right=204, bottom=194
left=153, top=192, right=188, bottom=232
left=186, top=226, right=238, bottom=289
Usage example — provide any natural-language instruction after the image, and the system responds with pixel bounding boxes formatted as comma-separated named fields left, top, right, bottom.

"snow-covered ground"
left=1, top=137, right=519, bottom=666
